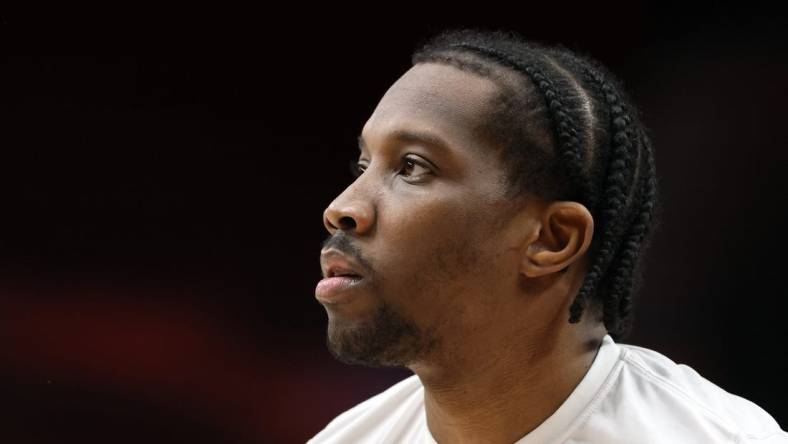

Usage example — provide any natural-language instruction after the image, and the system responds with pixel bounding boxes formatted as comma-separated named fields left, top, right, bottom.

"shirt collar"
left=515, top=334, right=623, bottom=444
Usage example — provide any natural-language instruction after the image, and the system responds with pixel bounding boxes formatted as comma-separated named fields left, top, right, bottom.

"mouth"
left=318, top=248, right=368, bottom=303
left=327, top=266, right=362, bottom=278
left=328, top=266, right=363, bottom=279
left=315, top=274, right=365, bottom=304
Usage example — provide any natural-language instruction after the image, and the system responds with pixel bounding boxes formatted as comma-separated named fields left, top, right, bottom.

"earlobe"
left=520, top=202, right=594, bottom=278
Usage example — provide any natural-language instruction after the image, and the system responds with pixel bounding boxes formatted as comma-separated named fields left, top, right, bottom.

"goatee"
left=325, top=301, right=434, bottom=368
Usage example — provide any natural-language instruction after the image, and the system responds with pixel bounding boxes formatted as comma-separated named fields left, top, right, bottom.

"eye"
left=399, top=156, right=432, bottom=179
left=349, top=159, right=366, bottom=178
left=348, top=156, right=433, bottom=180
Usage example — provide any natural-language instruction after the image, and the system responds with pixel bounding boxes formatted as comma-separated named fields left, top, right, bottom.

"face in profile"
left=316, top=62, right=528, bottom=368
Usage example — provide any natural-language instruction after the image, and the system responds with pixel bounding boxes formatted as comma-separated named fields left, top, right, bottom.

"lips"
left=320, top=249, right=366, bottom=280
left=315, top=275, right=364, bottom=304
left=317, top=249, right=367, bottom=304
left=327, top=266, right=362, bottom=278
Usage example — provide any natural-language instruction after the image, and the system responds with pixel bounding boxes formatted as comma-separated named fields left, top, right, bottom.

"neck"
left=411, top=310, right=606, bottom=444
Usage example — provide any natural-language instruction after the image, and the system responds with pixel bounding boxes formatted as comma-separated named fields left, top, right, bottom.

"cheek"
left=370, top=193, right=496, bottom=313
left=377, top=194, right=475, bottom=267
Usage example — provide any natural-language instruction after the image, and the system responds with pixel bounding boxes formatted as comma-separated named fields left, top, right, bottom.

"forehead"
left=361, top=63, right=501, bottom=149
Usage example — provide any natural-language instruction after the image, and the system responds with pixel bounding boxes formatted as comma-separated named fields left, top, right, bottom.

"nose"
left=323, top=186, right=375, bottom=236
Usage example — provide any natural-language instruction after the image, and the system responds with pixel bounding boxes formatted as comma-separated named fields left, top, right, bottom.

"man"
left=310, top=28, right=787, bottom=443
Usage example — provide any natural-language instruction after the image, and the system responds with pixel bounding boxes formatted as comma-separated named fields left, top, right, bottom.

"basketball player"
left=310, top=28, right=787, bottom=443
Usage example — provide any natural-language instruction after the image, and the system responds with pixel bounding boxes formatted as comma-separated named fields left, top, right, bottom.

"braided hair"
left=411, top=29, right=662, bottom=340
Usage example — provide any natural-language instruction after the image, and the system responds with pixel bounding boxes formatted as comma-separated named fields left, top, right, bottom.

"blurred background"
left=1, top=4, right=786, bottom=443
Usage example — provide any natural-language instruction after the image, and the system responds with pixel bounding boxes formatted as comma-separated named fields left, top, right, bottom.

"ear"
left=520, top=201, right=594, bottom=278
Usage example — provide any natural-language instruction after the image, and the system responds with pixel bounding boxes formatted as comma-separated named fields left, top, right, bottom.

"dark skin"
left=320, top=62, right=607, bottom=444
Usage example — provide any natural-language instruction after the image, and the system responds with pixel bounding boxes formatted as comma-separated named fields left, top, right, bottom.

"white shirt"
left=308, top=335, right=787, bottom=443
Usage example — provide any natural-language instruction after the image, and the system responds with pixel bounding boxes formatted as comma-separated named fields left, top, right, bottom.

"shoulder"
left=581, top=341, right=787, bottom=443
left=308, top=374, right=429, bottom=444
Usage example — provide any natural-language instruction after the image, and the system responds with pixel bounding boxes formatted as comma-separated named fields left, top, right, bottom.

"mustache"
left=321, top=232, right=373, bottom=275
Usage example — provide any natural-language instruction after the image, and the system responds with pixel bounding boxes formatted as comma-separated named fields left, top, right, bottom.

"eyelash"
left=349, top=157, right=432, bottom=179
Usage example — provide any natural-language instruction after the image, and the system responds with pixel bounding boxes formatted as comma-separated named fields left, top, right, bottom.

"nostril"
left=339, top=216, right=356, bottom=230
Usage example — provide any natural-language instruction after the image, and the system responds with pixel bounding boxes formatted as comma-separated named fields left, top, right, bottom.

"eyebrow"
left=357, top=129, right=450, bottom=153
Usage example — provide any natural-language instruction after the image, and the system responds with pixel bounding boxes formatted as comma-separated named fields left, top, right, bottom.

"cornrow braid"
left=411, top=29, right=661, bottom=340
left=608, top=126, right=659, bottom=336
left=545, top=51, right=661, bottom=338
left=552, top=53, right=643, bottom=330
left=444, top=43, right=593, bottom=203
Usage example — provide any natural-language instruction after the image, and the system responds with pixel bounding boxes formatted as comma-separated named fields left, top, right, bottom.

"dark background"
left=1, top=5, right=786, bottom=443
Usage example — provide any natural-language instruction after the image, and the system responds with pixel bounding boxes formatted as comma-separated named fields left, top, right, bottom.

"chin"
left=324, top=302, right=424, bottom=368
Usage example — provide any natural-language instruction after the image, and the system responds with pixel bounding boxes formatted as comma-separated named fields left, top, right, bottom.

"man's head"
left=317, top=28, right=660, bottom=369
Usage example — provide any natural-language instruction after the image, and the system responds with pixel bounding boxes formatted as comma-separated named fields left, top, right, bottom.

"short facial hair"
left=325, top=298, right=434, bottom=368
left=321, top=232, right=438, bottom=367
